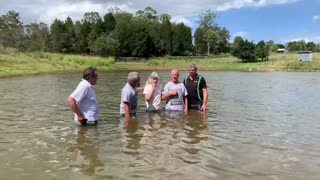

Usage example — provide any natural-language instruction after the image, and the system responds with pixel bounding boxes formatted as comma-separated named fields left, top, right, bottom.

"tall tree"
left=103, top=12, right=116, bottom=34
left=198, top=10, right=216, bottom=28
left=231, top=36, right=244, bottom=58
left=159, top=17, right=172, bottom=55
left=306, top=41, right=316, bottom=51
left=0, top=10, right=24, bottom=47
left=203, top=28, right=220, bottom=55
left=26, top=22, right=49, bottom=51
left=50, top=19, right=67, bottom=52
left=171, top=23, right=193, bottom=55
left=256, top=40, right=270, bottom=61
left=64, top=17, right=76, bottom=53
left=232, top=38, right=256, bottom=62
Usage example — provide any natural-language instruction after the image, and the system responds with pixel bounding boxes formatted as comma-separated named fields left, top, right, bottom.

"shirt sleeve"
left=121, top=90, right=129, bottom=104
left=200, top=77, right=207, bottom=89
left=183, top=85, right=188, bottom=97
left=162, top=83, right=169, bottom=95
left=143, top=84, right=152, bottom=95
left=70, top=83, right=88, bottom=103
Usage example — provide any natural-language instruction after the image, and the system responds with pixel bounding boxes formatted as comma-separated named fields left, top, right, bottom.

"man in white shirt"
left=67, top=66, right=99, bottom=126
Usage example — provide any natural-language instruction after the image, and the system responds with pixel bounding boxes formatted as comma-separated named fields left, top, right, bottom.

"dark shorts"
left=189, top=103, right=202, bottom=111
left=120, top=113, right=136, bottom=118
left=80, top=119, right=98, bottom=126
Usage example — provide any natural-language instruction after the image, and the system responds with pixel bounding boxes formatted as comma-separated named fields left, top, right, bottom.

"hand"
left=151, top=81, right=157, bottom=88
left=77, top=114, right=87, bottom=126
left=170, top=90, right=177, bottom=96
left=201, top=104, right=207, bottom=112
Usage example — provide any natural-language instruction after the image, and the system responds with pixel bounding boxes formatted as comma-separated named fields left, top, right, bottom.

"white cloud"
left=283, top=35, right=320, bottom=43
left=171, top=16, right=194, bottom=27
left=233, top=32, right=248, bottom=39
left=312, top=15, right=320, bottom=22
left=0, top=0, right=300, bottom=25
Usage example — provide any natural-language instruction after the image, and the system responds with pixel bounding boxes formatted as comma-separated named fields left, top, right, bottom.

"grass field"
left=1, top=48, right=320, bottom=77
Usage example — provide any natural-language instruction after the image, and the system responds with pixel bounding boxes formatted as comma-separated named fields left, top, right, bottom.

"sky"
left=0, top=0, right=319, bottom=44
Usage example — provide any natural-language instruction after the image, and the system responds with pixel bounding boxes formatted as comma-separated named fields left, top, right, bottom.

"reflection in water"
left=120, top=118, right=141, bottom=156
left=67, top=126, right=104, bottom=175
left=1, top=72, right=320, bottom=179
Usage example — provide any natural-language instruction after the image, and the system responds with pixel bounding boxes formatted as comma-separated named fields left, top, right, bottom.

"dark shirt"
left=184, top=74, right=207, bottom=109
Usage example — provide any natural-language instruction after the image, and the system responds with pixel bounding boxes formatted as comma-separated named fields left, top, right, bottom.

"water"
left=0, top=71, right=320, bottom=180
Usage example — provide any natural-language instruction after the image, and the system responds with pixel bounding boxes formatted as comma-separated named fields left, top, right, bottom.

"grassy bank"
left=1, top=48, right=320, bottom=77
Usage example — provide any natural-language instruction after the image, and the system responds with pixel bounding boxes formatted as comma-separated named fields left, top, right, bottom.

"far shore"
left=1, top=48, right=320, bottom=78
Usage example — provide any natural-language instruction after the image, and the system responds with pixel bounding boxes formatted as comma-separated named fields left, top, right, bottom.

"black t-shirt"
left=184, top=74, right=207, bottom=106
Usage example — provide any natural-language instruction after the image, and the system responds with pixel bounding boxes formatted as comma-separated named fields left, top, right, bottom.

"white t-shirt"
left=162, top=81, right=188, bottom=111
left=143, top=83, right=162, bottom=111
left=70, top=79, right=99, bottom=122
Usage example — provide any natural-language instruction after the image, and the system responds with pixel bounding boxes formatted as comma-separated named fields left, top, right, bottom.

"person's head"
left=83, top=66, right=98, bottom=86
left=146, top=72, right=159, bottom=85
left=127, top=72, right=141, bottom=88
left=189, top=63, right=198, bottom=77
left=170, top=69, right=179, bottom=83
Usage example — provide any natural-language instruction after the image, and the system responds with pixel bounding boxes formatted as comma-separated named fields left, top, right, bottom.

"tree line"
left=1, top=7, right=320, bottom=62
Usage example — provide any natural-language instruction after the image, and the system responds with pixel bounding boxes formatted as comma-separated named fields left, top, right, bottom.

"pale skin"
left=161, top=69, right=188, bottom=113
left=67, top=72, right=98, bottom=124
left=123, top=77, right=141, bottom=128
left=188, top=67, right=208, bottom=112
left=144, top=78, right=158, bottom=101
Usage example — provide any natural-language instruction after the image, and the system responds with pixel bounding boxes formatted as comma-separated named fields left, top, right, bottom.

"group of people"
left=67, top=63, right=208, bottom=126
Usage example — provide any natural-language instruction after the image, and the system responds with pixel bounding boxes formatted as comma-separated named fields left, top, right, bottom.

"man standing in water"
left=184, top=63, right=208, bottom=112
left=162, top=69, right=188, bottom=112
left=120, top=72, right=141, bottom=127
left=67, top=66, right=99, bottom=126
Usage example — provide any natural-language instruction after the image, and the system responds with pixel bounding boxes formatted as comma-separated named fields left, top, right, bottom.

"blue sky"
left=214, top=0, right=320, bottom=43
left=0, top=0, right=319, bottom=44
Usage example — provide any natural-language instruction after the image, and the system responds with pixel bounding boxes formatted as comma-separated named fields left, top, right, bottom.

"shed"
left=276, top=48, right=288, bottom=53
left=297, top=51, right=312, bottom=62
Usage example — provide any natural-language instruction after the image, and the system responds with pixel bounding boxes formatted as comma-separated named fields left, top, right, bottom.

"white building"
left=297, top=51, right=312, bottom=62
left=276, top=48, right=288, bottom=53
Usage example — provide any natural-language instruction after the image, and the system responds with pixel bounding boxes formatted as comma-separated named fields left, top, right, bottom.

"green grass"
left=0, top=48, right=115, bottom=77
left=1, top=47, right=320, bottom=77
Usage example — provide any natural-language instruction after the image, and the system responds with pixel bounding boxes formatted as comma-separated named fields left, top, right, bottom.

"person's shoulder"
left=164, top=81, right=172, bottom=86
left=199, top=74, right=206, bottom=80
left=79, top=79, right=91, bottom=88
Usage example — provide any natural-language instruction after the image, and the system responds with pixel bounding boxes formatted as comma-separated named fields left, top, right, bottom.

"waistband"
left=80, top=119, right=98, bottom=126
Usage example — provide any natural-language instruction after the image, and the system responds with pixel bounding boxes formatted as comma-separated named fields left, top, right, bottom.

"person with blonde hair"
left=143, top=72, right=162, bottom=112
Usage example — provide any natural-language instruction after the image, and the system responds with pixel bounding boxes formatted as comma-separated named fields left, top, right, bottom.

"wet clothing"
left=162, top=81, right=188, bottom=111
left=143, top=83, right=162, bottom=111
left=70, top=79, right=99, bottom=122
left=120, top=83, right=138, bottom=117
left=184, top=74, right=207, bottom=110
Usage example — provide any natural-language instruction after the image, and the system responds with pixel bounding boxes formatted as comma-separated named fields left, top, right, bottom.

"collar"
left=189, top=73, right=199, bottom=80
left=82, top=79, right=94, bottom=87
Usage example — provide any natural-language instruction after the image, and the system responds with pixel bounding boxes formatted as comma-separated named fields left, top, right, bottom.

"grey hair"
left=127, top=72, right=140, bottom=84
left=189, top=63, right=198, bottom=70
left=146, top=72, right=159, bottom=85
left=149, top=72, right=159, bottom=79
